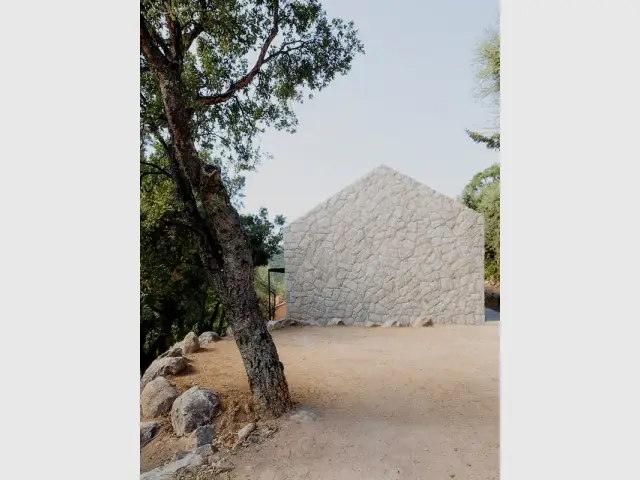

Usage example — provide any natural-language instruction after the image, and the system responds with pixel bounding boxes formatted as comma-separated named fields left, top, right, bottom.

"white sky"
left=240, top=0, right=499, bottom=223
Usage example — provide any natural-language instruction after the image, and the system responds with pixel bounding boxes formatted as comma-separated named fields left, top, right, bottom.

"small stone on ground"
left=140, top=421, right=159, bottom=448
left=189, top=424, right=214, bottom=448
left=289, top=405, right=318, bottom=423
left=140, top=452, right=205, bottom=480
left=237, top=422, right=256, bottom=442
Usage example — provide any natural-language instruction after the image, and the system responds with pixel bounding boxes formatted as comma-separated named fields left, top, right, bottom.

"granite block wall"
left=283, top=165, right=485, bottom=326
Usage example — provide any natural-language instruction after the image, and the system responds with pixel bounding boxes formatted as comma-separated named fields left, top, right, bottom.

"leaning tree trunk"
left=151, top=65, right=292, bottom=417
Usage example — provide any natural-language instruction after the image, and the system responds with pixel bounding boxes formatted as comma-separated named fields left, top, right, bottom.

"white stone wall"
left=283, top=165, right=485, bottom=326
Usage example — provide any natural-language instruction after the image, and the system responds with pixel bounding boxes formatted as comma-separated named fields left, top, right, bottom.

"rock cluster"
left=140, top=356, right=188, bottom=391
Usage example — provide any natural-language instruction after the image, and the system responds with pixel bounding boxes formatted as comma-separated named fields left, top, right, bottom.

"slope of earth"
left=142, top=324, right=500, bottom=480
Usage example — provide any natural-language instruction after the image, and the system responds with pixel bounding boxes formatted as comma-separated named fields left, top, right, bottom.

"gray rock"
left=237, top=422, right=256, bottom=442
left=212, top=458, right=235, bottom=474
left=327, top=318, right=345, bottom=326
left=171, top=386, right=220, bottom=436
left=181, top=332, right=200, bottom=354
left=166, top=345, right=183, bottom=357
left=198, top=331, right=220, bottom=345
left=364, top=320, right=379, bottom=327
left=189, top=424, right=214, bottom=448
left=174, top=451, right=191, bottom=461
left=141, top=377, right=179, bottom=418
left=267, top=319, right=300, bottom=331
left=140, top=421, right=159, bottom=448
left=194, top=444, right=214, bottom=458
left=140, top=453, right=205, bottom=480
left=140, top=356, right=188, bottom=391
left=412, top=317, right=434, bottom=327
left=157, top=345, right=183, bottom=360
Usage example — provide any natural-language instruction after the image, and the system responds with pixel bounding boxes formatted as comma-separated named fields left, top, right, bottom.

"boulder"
left=140, top=356, right=188, bottom=391
left=364, top=320, right=379, bottom=327
left=188, top=424, right=215, bottom=448
left=141, top=377, right=179, bottom=418
left=181, top=332, right=200, bottom=354
left=327, top=318, right=345, bottom=326
left=412, top=317, right=434, bottom=327
left=140, top=452, right=205, bottom=480
left=198, top=331, right=220, bottom=345
left=140, top=421, right=159, bottom=448
left=171, top=386, right=220, bottom=436
left=157, top=345, right=183, bottom=360
left=194, top=444, right=214, bottom=459
left=382, top=319, right=401, bottom=327
left=166, top=345, right=183, bottom=357
left=237, top=422, right=256, bottom=442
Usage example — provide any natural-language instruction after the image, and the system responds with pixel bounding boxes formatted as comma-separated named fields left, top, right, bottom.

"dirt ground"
left=142, top=324, right=500, bottom=480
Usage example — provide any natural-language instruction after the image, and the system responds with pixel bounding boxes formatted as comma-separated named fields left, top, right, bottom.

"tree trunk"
left=152, top=65, right=292, bottom=417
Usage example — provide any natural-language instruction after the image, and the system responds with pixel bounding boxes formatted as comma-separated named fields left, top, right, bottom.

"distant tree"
left=242, top=208, right=286, bottom=267
left=467, top=29, right=500, bottom=151
left=460, top=164, right=500, bottom=282
left=463, top=26, right=500, bottom=282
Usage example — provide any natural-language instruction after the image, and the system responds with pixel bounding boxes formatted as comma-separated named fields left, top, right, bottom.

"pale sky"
left=241, top=0, right=499, bottom=223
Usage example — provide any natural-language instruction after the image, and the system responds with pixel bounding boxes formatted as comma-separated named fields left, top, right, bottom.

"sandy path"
left=143, top=325, right=499, bottom=479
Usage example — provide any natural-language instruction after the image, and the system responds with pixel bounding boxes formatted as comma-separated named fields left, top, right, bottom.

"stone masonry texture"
left=283, top=165, right=485, bottom=326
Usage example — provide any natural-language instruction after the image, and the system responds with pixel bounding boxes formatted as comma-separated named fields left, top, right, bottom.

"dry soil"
left=142, top=324, right=500, bottom=480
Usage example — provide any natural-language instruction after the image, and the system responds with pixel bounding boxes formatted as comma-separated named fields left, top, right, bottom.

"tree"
left=242, top=207, right=286, bottom=267
left=466, top=29, right=500, bottom=151
left=140, top=156, right=287, bottom=373
left=462, top=27, right=500, bottom=282
left=140, top=0, right=364, bottom=415
left=460, top=164, right=500, bottom=283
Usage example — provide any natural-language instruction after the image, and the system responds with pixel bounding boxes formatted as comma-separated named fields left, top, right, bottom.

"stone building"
left=283, top=165, right=485, bottom=326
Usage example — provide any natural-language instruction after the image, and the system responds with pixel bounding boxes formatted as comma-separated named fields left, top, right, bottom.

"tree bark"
left=143, top=57, right=292, bottom=416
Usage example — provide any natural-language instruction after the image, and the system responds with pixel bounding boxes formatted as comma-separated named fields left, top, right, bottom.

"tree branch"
left=198, top=1, right=280, bottom=106
left=166, top=13, right=183, bottom=63
left=183, top=22, right=204, bottom=52
left=140, top=13, right=171, bottom=70
left=263, top=40, right=315, bottom=63
left=141, top=161, right=173, bottom=178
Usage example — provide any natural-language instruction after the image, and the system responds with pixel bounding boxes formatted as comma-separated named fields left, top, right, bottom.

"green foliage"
left=465, top=131, right=500, bottom=151
left=140, top=1, right=363, bottom=370
left=140, top=0, right=365, bottom=175
left=460, top=164, right=500, bottom=283
left=140, top=153, right=286, bottom=370
left=467, top=28, right=500, bottom=151
left=473, top=29, right=500, bottom=107
left=242, top=207, right=286, bottom=267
